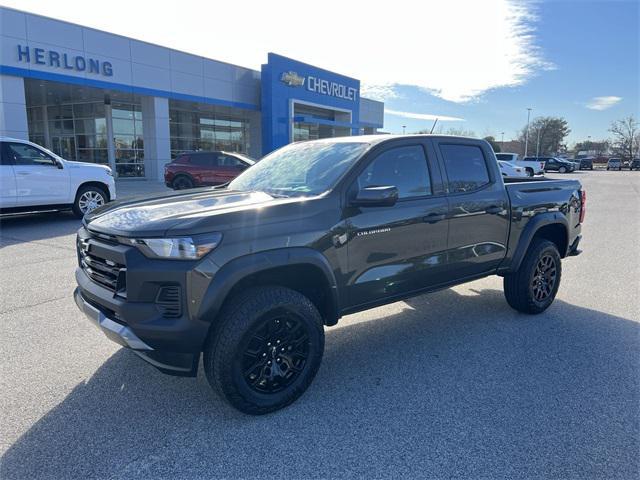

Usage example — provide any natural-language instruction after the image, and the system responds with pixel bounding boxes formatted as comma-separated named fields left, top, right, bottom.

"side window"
left=357, top=145, right=432, bottom=199
left=440, top=144, right=490, bottom=193
left=219, top=155, right=245, bottom=167
left=0, top=143, right=10, bottom=165
left=191, top=154, right=217, bottom=167
left=5, top=143, right=57, bottom=167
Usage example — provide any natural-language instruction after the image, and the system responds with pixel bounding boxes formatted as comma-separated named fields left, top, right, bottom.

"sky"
left=2, top=0, right=638, bottom=145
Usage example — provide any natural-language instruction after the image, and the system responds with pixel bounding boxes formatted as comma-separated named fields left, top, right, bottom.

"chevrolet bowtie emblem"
left=280, top=71, right=305, bottom=87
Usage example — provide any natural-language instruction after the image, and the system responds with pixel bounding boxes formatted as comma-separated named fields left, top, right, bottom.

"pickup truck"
left=496, top=152, right=546, bottom=177
left=73, top=135, right=585, bottom=414
left=0, top=137, right=116, bottom=217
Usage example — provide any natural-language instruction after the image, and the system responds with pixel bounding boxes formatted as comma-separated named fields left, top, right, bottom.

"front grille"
left=156, top=286, right=182, bottom=318
left=78, top=237, right=126, bottom=295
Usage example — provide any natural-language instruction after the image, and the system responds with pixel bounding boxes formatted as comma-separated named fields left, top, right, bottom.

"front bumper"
left=74, top=287, right=199, bottom=376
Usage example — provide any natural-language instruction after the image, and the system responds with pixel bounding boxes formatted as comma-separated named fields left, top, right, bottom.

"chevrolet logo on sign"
left=280, top=71, right=305, bottom=87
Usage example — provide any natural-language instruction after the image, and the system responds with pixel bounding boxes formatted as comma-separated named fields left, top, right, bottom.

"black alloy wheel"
left=240, top=312, right=310, bottom=394
left=531, top=254, right=558, bottom=302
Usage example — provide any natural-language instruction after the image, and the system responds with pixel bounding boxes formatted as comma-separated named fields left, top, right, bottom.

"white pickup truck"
left=0, top=137, right=116, bottom=217
left=495, top=152, right=545, bottom=177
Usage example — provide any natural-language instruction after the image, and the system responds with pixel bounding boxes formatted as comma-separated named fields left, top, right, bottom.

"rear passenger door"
left=434, top=140, right=510, bottom=280
left=344, top=140, right=449, bottom=308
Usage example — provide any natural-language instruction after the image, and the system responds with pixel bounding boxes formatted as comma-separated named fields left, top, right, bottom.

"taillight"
left=579, top=190, right=586, bottom=223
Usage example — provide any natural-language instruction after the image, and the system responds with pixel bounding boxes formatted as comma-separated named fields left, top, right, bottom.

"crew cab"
left=0, top=137, right=115, bottom=217
left=74, top=135, right=584, bottom=414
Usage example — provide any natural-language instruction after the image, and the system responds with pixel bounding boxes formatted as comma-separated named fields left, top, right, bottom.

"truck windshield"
left=228, top=141, right=370, bottom=197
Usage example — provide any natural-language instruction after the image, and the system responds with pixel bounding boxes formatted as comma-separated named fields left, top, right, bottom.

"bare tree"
left=609, top=116, right=640, bottom=160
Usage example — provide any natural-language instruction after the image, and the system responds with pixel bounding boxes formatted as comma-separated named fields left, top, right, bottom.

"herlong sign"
left=16, top=44, right=114, bottom=77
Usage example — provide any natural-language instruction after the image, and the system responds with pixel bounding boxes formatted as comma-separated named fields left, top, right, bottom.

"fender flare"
left=197, top=247, right=340, bottom=326
left=505, top=212, right=569, bottom=273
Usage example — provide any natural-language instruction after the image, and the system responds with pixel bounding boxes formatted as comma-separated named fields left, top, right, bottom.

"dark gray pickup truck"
left=74, top=135, right=585, bottom=414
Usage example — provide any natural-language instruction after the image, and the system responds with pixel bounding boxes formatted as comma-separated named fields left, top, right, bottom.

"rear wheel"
left=503, top=238, right=561, bottom=314
left=172, top=175, right=194, bottom=190
left=72, top=185, right=107, bottom=218
left=203, top=286, right=325, bottom=415
left=526, top=168, right=534, bottom=177
left=559, top=166, right=567, bottom=173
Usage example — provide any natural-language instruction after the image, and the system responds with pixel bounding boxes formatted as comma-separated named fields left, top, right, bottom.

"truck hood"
left=85, top=188, right=287, bottom=237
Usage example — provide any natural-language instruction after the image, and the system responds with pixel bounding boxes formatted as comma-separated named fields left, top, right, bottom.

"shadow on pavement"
left=2, top=288, right=638, bottom=478
left=0, top=211, right=80, bottom=246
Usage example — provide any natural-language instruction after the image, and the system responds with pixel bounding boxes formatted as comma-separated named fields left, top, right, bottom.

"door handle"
left=485, top=206, right=502, bottom=214
left=423, top=213, right=446, bottom=224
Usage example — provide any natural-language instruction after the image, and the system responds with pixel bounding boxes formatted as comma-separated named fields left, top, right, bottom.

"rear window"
left=440, top=144, right=491, bottom=193
left=495, top=154, right=513, bottom=161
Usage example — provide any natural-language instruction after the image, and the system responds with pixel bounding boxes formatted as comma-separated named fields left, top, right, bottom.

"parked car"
left=498, top=160, right=527, bottom=179
left=528, top=156, right=575, bottom=173
left=629, top=159, right=640, bottom=171
left=164, top=151, right=255, bottom=189
left=496, top=153, right=545, bottom=176
left=607, top=158, right=622, bottom=171
left=578, top=157, right=594, bottom=170
left=75, top=135, right=585, bottom=414
left=0, top=137, right=116, bottom=217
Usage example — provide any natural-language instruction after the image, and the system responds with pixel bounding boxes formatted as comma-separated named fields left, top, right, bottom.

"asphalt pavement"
left=0, top=170, right=638, bottom=479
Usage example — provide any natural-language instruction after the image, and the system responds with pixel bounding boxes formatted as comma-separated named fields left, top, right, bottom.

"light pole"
left=524, top=108, right=532, bottom=157
left=402, top=125, right=406, bottom=135
left=536, top=128, right=541, bottom=157
left=500, top=132, right=504, bottom=149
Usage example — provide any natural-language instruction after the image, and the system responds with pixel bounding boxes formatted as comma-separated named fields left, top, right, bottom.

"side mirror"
left=55, top=159, right=64, bottom=169
left=351, top=185, right=398, bottom=207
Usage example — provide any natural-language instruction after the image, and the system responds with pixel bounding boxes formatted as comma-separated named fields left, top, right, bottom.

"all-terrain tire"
left=503, top=238, right=562, bottom=314
left=203, top=286, right=325, bottom=415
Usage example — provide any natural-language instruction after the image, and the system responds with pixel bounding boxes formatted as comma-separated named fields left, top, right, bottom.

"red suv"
left=164, top=151, right=255, bottom=189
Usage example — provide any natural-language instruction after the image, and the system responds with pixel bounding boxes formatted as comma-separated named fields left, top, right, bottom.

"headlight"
left=127, top=233, right=222, bottom=260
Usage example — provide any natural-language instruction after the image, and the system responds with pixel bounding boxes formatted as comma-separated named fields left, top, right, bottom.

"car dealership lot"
left=1, top=171, right=638, bottom=479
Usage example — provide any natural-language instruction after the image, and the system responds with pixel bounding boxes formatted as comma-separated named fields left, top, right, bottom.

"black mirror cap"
left=351, top=185, right=399, bottom=207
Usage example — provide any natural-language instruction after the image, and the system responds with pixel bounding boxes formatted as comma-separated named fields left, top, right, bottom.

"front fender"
left=193, top=247, right=340, bottom=328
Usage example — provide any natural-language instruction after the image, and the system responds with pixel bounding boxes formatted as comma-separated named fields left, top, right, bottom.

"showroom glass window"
left=169, top=100, right=251, bottom=159
left=439, top=144, right=490, bottom=193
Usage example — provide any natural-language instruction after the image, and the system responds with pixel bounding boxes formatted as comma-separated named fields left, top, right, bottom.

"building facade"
left=0, top=7, right=384, bottom=179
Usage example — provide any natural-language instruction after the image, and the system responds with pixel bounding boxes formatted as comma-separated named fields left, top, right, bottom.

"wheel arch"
left=75, top=181, right=111, bottom=202
left=198, top=248, right=341, bottom=333
left=505, top=213, right=569, bottom=273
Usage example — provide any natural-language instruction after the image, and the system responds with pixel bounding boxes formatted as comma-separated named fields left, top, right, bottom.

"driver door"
left=4, top=142, right=70, bottom=207
left=344, top=140, right=449, bottom=309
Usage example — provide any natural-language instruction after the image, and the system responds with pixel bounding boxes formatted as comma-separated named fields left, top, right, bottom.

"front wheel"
left=558, top=166, right=567, bottom=173
left=172, top=175, right=194, bottom=190
left=503, top=238, right=562, bottom=314
left=72, top=185, right=107, bottom=218
left=204, top=286, right=325, bottom=415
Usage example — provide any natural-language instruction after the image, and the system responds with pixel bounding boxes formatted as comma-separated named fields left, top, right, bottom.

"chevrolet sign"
left=280, top=71, right=305, bottom=87
left=280, top=70, right=358, bottom=102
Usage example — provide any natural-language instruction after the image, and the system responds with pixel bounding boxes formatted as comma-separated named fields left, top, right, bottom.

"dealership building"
left=0, top=6, right=384, bottom=179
